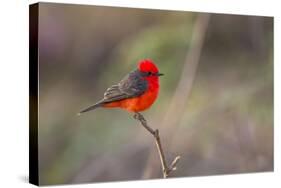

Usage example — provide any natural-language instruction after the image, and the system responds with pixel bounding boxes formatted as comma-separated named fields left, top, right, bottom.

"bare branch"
left=134, top=112, right=180, bottom=178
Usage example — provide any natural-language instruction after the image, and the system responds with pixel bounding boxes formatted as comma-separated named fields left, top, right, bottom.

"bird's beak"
left=157, top=73, right=164, bottom=76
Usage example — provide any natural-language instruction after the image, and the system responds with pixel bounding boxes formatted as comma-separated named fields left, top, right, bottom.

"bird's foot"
left=134, top=112, right=146, bottom=123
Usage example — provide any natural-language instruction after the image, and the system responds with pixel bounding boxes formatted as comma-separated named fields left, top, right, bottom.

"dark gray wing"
left=102, top=70, right=148, bottom=104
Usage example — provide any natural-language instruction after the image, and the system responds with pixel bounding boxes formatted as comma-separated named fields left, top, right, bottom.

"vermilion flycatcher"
left=79, top=59, right=163, bottom=114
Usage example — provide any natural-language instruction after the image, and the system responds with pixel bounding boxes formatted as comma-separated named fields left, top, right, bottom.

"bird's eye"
left=147, top=71, right=152, bottom=76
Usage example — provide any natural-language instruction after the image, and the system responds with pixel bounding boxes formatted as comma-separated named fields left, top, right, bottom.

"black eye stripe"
left=141, top=71, right=157, bottom=76
left=148, top=71, right=156, bottom=76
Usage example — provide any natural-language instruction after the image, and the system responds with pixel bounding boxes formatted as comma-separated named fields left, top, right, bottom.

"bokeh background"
left=37, top=3, right=273, bottom=185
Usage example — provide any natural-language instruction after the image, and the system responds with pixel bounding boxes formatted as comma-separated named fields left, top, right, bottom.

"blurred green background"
left=37, top=3, right=273, bottom=185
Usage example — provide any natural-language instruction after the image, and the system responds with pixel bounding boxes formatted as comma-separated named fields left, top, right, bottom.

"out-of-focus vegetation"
left=37, top=3, right=273, bottom=185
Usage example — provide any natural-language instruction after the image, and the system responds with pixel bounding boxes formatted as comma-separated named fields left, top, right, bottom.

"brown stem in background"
left=134, top=112, right=180, bottom=178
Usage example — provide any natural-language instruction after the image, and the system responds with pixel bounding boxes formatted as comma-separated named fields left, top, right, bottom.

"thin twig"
left=134, top=112, right=180, bottom=178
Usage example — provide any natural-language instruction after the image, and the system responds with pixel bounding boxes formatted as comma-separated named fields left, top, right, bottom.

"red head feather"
left=138, top=59, right=159, bottom=73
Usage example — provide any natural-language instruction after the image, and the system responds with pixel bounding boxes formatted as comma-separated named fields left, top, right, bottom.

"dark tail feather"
left=77, top=101, right=103, bottom=115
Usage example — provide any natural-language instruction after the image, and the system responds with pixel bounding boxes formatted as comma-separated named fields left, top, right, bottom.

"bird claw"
left=133, top=113, right=140, bottom=120
left=134, top=112, right=145, bottom=122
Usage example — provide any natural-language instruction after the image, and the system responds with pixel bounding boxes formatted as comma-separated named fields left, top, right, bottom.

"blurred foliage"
left=36, top=3, right=273, bottom=185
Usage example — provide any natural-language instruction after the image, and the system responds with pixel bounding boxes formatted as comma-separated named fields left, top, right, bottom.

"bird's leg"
left=133, top=112, right=180, bottom=178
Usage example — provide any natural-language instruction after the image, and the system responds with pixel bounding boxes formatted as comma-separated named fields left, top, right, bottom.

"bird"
left=78, top=59, right=163, bottom=115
